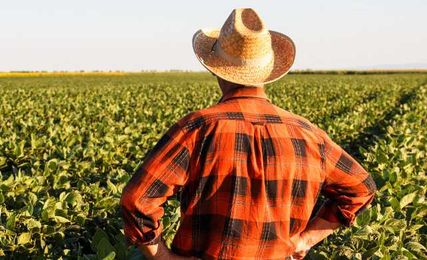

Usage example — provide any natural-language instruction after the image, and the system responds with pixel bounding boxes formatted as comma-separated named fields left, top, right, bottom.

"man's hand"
left=290, top=233, right=312, bottom=260
left=289, top=205, right=343, bottom=260
left=139, top=239, right=199, bottom=260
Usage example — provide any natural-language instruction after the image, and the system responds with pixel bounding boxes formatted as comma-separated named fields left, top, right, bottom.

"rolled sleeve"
left=120, top=122, right=193, bottom=246
left=316, top=129, right=377, bottom=227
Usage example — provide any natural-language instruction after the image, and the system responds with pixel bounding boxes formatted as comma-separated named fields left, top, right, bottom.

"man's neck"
left=217, top=77, right=263, bottom=96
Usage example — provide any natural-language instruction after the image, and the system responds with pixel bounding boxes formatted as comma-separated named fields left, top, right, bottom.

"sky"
left=1, top=0, right=426, bottom=71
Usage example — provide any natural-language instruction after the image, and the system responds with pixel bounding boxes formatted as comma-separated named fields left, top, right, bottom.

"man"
left=120, top=8, right=377, bottom=259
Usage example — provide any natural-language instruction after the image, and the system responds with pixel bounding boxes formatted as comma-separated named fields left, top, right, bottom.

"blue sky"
left=1, top=0, right=426, bottom=71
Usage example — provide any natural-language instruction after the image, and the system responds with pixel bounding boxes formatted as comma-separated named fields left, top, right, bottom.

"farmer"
left=120, top=8, right=377, bottom=259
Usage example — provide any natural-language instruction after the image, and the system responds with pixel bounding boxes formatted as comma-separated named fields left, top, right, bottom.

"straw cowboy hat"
left=192, top=8, right=296, bottom=85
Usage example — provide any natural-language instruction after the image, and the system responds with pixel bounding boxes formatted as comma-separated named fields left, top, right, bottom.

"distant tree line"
left=288, top=69, right=427, bottom=75
left=2, top=69, right=427, bottom=75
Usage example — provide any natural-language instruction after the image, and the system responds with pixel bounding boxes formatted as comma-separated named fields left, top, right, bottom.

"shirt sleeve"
left=316, top=129, right=377, bottom=227
left=120, top=121, right=193, bottom=246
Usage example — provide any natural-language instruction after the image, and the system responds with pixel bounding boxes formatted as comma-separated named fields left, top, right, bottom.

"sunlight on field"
left=0, top=73, right=426, bottom=258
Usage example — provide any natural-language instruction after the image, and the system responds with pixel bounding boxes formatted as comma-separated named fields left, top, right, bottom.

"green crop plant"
left=0, top=73, right=426, bottom=259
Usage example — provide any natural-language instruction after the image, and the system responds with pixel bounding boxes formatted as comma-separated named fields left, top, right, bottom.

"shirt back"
left=120, top=87, right=377, bottom=260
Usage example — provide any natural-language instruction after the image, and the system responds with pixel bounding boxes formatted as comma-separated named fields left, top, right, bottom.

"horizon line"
left=2, top=68, right=427, bottom=73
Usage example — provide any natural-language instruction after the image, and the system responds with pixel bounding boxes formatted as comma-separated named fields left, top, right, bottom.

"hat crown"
left=192, top=7, right=296, bottom=85
left=217, top=8, right=273, bottom=61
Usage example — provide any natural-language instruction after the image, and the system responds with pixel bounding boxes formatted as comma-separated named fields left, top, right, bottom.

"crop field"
left=0, top=72, right=426, bottom=259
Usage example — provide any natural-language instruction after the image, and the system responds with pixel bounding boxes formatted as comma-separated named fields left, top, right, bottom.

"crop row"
left=0, top=74, right=426, bottom=258
left=267, top=74, right=426, bottom=126
left=309, top=84, right=427, bottom=259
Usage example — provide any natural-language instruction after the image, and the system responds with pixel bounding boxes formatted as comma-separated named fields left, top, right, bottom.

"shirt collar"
left=218, top=87, right=271, bottom=103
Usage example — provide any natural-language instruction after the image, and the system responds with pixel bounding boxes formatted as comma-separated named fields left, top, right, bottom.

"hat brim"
left=192, top=28, right=296, bottom=85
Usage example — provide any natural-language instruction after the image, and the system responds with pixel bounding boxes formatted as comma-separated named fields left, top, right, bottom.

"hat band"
left=214, top=41, right=274, bottom=67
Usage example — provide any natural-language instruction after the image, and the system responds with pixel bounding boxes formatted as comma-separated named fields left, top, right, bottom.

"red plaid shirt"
left=120, top=86, right=377, bottom=259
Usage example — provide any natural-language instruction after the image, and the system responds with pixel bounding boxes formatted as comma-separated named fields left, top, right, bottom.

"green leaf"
left=6, top=214, right=16, bottom=231
left=17, top=232, right=31, bottom=245
left=54, top=216, right=70, bottom=223
left=46, top=159, right=58, bottom=172
left=401, top=248, right=417, bottom=259
left=25, top=219, right=42, bottom=230
left=400, top=192, right=417, bottom=209
left=389, top=197, right=401, bottom=211
left=114, top=240, right=127, bottom=260
left=92, top=228, right=110, bottom=250
left=384, top=218, right=406, bottom=232
left=356, top=209, right=371, bottom=226
left=65, top=191, right=83, bottom=207
left=405, top=241, right=427, bottom=254
left=362, top=246, right=379, bottom=258
left=163, top=216, right=171, bottom=228
left=0, top=157, right=6, bottom=167
left=102, top=251, right=116, bottom=260
left=107, top=179, right=118, bottom=194
left=96, top=237, right=116, bottom=259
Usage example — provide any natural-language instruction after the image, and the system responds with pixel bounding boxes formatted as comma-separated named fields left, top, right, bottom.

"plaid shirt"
left=120, top=86, right=377, bottom=259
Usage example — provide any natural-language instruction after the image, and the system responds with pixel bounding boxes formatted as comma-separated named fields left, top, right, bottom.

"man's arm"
left=291, top=203, right=342, bottom=259
left=300, top=206, right=342, bottom=247
left=316, top=128, right=377, bottom=228
left=138, top=242, right=167, bottom=259
left=292, top=128, right=377, bottom=258
left=120, top=122, right=194, bottom=258
left=138, top=241, right=192, bottom=260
